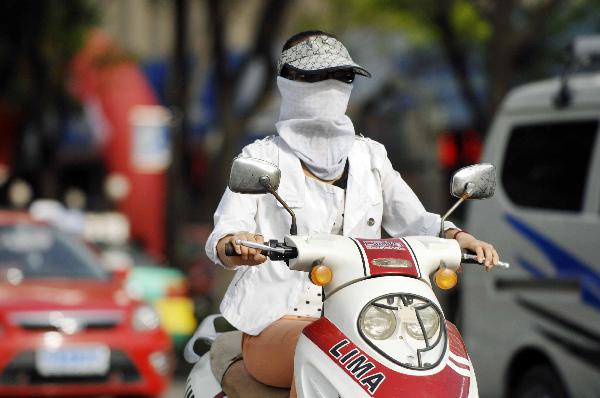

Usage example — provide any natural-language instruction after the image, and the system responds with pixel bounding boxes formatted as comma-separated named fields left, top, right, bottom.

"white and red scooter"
left=185, top=158, right=508, bottom=398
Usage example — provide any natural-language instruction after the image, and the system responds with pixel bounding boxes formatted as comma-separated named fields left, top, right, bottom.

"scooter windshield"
left=358, top=293, right=447, bottom=370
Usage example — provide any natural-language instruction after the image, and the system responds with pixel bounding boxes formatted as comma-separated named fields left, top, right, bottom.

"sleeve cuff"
left=206, top=231, right=242, bottom=271
left=442, top=220, right=458, bottom=232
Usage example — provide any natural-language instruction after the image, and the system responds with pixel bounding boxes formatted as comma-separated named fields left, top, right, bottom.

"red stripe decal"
left=303, top=318, right=470, bottom=397
left=355, top=238, right=419, bottom=278
left=446, top=321, right=470, bottom=359
left=448, top=355, right=471, bottom=370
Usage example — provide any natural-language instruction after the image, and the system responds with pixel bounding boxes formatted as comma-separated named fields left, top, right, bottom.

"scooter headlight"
left=358, top=294, right=446, bottom=371
left=404, top=305, right=440, bottom=340
left=359, top=305, right=397, bottom=340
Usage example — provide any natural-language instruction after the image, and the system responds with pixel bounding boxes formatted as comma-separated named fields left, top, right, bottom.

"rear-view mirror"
left=228, top=157, right=281, bottom=194
left=451, top=164, right=496, bottom=200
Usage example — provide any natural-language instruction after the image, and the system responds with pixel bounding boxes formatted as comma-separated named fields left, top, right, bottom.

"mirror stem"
left=439, top=197, right=466, bottom=238
left=439, top=183, right=475, bottom=238
left=260, top=177, right=298, bottom=235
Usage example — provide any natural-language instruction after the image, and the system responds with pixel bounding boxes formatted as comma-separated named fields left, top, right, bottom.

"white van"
left=462, top=38, right=600, bottom=398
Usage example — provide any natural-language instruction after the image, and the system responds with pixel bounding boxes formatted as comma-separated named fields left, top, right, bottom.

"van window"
left=501, top=120, right=598, bottom=211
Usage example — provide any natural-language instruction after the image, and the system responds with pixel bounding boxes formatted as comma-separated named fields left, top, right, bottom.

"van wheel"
left=513, top=364, right=568, bottom=398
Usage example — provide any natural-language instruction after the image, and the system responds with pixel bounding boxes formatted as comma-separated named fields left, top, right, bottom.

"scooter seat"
left=210, top=331, right=244, bottom=382
left=211, top=331, right=290, bottom=398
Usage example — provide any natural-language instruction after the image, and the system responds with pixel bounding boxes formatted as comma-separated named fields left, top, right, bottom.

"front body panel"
left=295, top=276, right=477, bottom=397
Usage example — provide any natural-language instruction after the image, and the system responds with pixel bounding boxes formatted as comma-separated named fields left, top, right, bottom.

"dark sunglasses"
left=280, top=64, right=355, bottom=84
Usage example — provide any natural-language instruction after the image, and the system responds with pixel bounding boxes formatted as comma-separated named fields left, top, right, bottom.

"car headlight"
left=404, top=305, right=440, bottom=340
left=359, top=305, right=397, bottom=340
left=132, top=305, right=160, bottom=331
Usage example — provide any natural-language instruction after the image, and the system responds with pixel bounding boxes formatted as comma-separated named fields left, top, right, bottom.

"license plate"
left=36, top=345, right=111, bottom=376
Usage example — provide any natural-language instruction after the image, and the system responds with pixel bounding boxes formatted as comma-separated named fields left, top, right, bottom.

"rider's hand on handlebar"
left=217, top=232, right=268, bottom=268
left=452, top=231, right=499, bottom=272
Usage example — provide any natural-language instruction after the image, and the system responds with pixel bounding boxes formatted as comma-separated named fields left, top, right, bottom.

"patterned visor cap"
left=277, top=35, right=371, bottom=77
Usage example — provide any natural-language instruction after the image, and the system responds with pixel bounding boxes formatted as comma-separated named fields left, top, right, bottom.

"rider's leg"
left=242, top=316, right=317, bottom=397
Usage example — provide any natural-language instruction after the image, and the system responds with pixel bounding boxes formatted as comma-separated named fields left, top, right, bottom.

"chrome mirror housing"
left=228, top=157, right=281, bottom=194
left=451, top=164, right=496, bottom=200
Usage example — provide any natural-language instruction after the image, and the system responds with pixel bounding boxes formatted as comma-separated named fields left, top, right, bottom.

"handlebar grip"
left=224, top=242, right=240, bottom=257
left=461, top=255, right=482, bottom=265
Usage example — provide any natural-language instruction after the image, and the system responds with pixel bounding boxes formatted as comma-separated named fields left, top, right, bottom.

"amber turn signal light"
left=434, top=268, right=458, bottom=290
left=310, top=264, right=333, bottom=286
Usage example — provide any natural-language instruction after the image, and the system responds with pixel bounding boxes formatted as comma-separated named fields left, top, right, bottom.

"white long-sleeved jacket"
left=205, top=135, right=456, bottom=335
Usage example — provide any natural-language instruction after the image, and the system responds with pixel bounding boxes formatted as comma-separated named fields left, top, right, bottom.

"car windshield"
left=0, top=224, right=107, bottom=280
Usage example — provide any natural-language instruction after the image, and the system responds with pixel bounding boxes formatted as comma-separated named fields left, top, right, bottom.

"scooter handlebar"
left=224, top=241, right=280, bottom=256
left=224, top=241, right=269, bottom=257
left=461, top=253, right=510, bottom=269
left=224, top=240, right=297, bottom=261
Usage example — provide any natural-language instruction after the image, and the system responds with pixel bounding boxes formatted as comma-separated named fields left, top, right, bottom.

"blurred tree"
left=309, top=0, right=600, bottom=133
left=202, top=0, right=293, bottom=212
left=0, top=0, right=98, bottom=198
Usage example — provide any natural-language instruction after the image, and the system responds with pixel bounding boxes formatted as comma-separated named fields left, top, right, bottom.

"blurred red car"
left=0, top=211, right=173, bottom=397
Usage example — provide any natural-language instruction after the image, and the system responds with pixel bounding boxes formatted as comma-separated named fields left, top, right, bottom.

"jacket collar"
left=275, top=136, right=381, bottom=233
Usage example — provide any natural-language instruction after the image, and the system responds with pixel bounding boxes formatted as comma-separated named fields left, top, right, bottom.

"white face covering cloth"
left=276, top=76, right=355, bottom=181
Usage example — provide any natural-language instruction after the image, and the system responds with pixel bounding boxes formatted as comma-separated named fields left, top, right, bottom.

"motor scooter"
left=185, top=157, right=508, bottom=398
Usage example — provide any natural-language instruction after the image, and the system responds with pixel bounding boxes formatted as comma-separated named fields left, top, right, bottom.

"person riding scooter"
left=205, top=30, right=500, bottom=397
